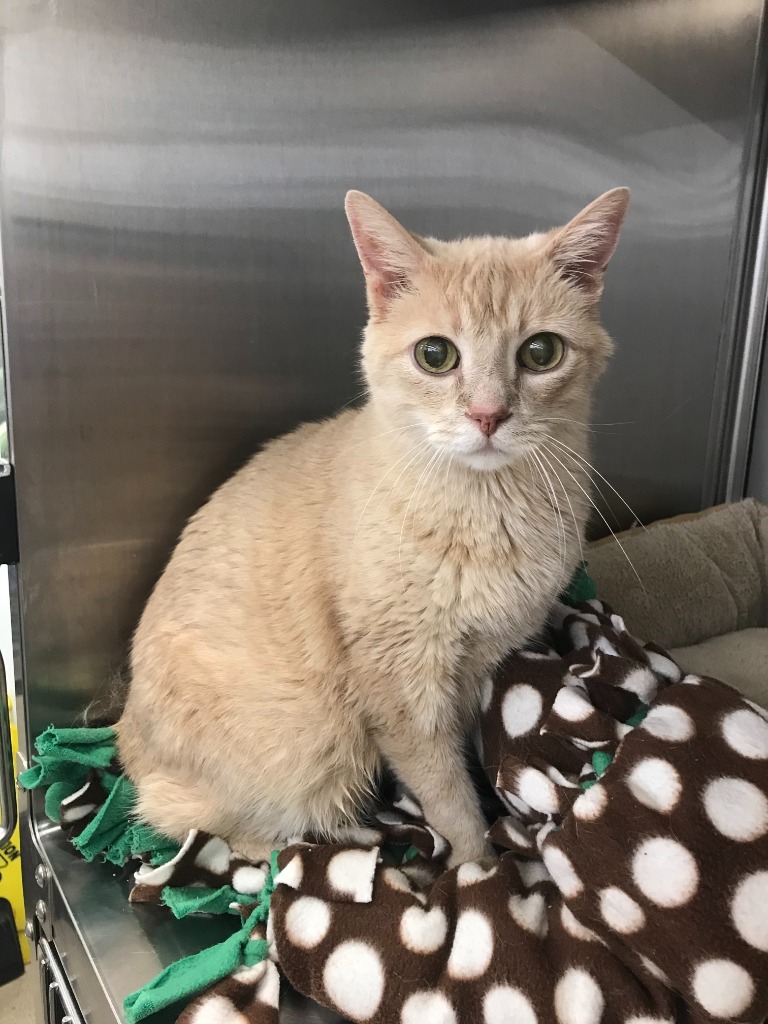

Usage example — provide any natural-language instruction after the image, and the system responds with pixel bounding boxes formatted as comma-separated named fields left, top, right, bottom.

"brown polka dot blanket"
left=50, top=600, right=768, bottom=1023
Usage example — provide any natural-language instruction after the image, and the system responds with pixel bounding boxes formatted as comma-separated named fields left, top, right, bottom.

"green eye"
left=518, top=333, right=565, bottom=372
left=414, top=336, right=460, bottom=374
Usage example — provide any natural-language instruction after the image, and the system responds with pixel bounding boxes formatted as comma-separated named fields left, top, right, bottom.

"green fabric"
left=21, top=726, right=180, bottom=867
left=18, top=724, right=117, bottom=802
left=124, top=850, right=279, bottom=1024
left=626, top=705, right=649, bottom=728
left=563, top=561, right=597, bottom=605
left=162, top=884, right=247, bottom=920
left=592, top=750, right=613, bottom=778
left=123, top=908, right=268, bottom=1024
left=22, top=724, right=281, bottom=1022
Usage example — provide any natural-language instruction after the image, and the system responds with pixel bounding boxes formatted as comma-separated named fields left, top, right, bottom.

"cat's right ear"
left=345, top=191, right=426, bottom=316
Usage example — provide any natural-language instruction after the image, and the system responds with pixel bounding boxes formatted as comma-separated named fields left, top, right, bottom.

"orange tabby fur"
left=117, top=188, right=628, bottom=865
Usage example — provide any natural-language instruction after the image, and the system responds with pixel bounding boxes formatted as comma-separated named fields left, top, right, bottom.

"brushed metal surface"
left=3, top=0, right=763, bottom=736
left=2, top=1, right=764, bottom=1022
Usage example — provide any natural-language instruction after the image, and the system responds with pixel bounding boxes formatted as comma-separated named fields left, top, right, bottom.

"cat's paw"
left=446, top=841, right=497, bottom=870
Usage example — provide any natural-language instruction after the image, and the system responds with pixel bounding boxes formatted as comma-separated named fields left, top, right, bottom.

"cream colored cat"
left=117, top=188, right=629, bottom=865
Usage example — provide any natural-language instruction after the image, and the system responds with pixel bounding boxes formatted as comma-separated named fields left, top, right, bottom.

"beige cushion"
left=586, top=499, right=768, bottom=650
left=671, top=627, right=768, bottom=709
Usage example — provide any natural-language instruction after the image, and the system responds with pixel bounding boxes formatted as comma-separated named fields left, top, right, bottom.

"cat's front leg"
left=375, top=722, right=493, bottom=867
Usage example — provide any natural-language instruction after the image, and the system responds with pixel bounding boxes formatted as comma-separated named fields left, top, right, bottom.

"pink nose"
left=465, top=404, right=511, bottom=437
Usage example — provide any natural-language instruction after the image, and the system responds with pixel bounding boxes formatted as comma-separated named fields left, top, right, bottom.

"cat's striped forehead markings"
left=428, top=236, right=558, bottom=341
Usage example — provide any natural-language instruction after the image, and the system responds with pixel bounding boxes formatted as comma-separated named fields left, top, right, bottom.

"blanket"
left=22, top=596, right=768, bottom=1024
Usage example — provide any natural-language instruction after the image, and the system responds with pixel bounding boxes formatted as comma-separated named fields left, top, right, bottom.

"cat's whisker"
left=543, top=433, right=648, bottom=533
left=353, top=437, right=430, bottom=548
left=542, top=443, right=646, bottom=592
left=398, top=446, right=444, bottom=585
left=337, top=388, right=370, bottom=412
left=541, top=416, right=635, bottom=430
left=528, top=449, right=568, bottom=592
left=544, top=444, right=623, bottom=535
left=346, top=423, right=415, bottom=450
left=442, top=452, right=455, bottom=527
left=537, top=445, right=585, bottom=568
left=408, top=443, right=448, bottom=558
left=527, top=452, right=568, bottom=594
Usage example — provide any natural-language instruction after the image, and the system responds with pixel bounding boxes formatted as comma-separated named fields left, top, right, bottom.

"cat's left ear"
left=547, top=188, right=630, bottom=298
left=345, top=191, right=427, bottom=316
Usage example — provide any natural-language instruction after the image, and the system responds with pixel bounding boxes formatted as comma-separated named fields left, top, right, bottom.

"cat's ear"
left=547, top=188, right=630, bottom=298
left=345, top=191, right=427, bottom=315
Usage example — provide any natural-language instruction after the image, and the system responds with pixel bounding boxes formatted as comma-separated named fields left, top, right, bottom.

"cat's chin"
left=456, top=447, right=517, bottom=472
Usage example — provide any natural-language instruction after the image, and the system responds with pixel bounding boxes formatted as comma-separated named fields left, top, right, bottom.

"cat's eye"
left=517, top=333, right=565, bottom=372
left=414, top=336, right=460, bottom=374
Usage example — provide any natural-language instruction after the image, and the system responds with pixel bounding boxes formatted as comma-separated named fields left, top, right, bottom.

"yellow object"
left=0, top=699, right=29, bottom=963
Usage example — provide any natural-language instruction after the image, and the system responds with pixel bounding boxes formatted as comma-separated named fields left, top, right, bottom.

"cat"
left=117, top=187, right=629, bottom=866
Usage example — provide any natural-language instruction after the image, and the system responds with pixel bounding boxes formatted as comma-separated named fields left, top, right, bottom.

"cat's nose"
left=465, top=404, right=511, bottom=437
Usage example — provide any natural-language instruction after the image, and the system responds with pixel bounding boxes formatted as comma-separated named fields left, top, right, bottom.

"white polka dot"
left=284, top=896, right=331, bottom=949
left=692, top=959, right=754, bottom=1018
left=645, top=649, right=681, bottom=681
left=255, top=960, right=280, bottom=1009
left=745, top=698, right=768, bottom=721
left=547, top=766, right=579, bottom=790
left=572, top=783, right=607, bottom=821
left=552, top=686, right=593, bottom=723
left=619, top=666, right=658, bottom=703
left=641, top=705, right=694, bottom=742
left=554, top=968, right=604, bottom=1024
left=502, top=684, right=543, bottom=737
left=722, top=708, right=768, bottom=759
left=393, top=793, right=423, bottom=818
left=401, top=992, right=457, bottom=1024
left=274, top=854, right=303, bottom=890
left=327, top=848, right=378, bottom=902
left=457, top=862, right=497, bottom=886
left=570, top=623, right=590, bottom=650
left=638, top=956, right=671, bottom=986
left=626, top=1017, right=672, bottom=1024
left=560, top=906, right=599, bottom=942
left=508, top=892, right=548, bottom=937
left=632, top=838, right=699, bottom=907
left=703, top=777, right=768, bottom=841
left=498, top=817, right=534, bottom=851
left=627, top=759, right=681, bottom=813
left=502, top=790, right=533, bottom=818
left=731, top=871, right=768, bottom=951
left=481, top=675, right=494, bottom=713
left=446, top=909, right=494, bottom=979
left=194, top=836, right=232, bottom=875
left=323, top=941, right=384, bottom=1020
left=232, top=962, right=268, bottom=985
left=518, top=768, right=560, bottom=815
left=399, top=905, right=448, bottom=953
left=518, top=858, right=552, bottom=888
left=599, top=887, right=645, bottom=934
left=594, top=636, right=618, bottom=658
left=188, top=995, right=249, bottom=1024
left=483, top=986, right=538, bottom=1024
left=424, top=825, right=448, bottom=860
left=543, top=847, right=583, bottom=898
left=383, top=867, right=413, bottom=894
left=231, top=865, right=267, bottom=895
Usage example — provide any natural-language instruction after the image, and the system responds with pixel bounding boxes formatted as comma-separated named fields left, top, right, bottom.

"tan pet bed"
left=587, top=498, right=768, bottom=708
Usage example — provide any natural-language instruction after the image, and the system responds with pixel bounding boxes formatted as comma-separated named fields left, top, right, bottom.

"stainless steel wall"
left=1, top=0, right=763, bottom=734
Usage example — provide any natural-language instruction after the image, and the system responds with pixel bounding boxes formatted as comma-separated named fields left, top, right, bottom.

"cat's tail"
left=79, top=665, right=130, bottom=728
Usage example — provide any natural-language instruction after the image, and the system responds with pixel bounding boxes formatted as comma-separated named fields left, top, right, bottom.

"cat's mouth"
left=457, top=434, right=522, bottom=471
